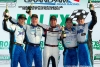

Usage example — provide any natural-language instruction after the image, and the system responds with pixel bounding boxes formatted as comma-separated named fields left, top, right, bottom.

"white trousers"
left=43, top=46, right=59, bottom=67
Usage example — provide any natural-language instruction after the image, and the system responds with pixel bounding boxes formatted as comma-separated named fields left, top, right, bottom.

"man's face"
left=18, top=18, right=25, bottom=26
left=66, top=20, right=73, bottom=29
left=50, top=19, right=57, bottom=27
left=31, top=17, right=38, bottom=26
left=77, top=19, right=85, bottom=24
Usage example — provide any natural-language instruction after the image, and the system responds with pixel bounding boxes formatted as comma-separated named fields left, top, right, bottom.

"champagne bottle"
left=89, top=0, right=93, bottom=10
left=62, top=26, right=66, bottom=38
left=4, top=4, right=9, bottom=20
left=26, top=4, right=32, bottom=14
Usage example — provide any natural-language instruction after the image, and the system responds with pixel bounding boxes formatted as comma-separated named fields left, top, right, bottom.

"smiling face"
left=66, top=20, right=73, bottom=29
left=31, top=17, right=38, bottom=26
left=77, top=18, right=85, bottom=25
left=50, top=16, right=57, bottom=27
left=65, top=18, right=73, bottom=29
left=77, top=15, right=85, bottom=25
left=50, top=19, right=57, bottom=27
left=18, top=18, right=25, bottom=26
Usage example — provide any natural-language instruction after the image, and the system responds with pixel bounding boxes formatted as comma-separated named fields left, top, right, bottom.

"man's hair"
left=31, top=14, right=38, bottom=18
left=50, top=15, right=57, bottom=20
left=65, top=17, right=72, bottom=23
left=77, top=15, right=83, bottom=20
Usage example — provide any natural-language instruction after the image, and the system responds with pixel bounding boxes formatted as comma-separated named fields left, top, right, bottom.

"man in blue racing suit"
left=61, top=18, right=78, bottom=67
left=25, top=14, right=44, bottom=67
left=10, top=14, right=44, bottom=67
left=76, top=4, right=97, bottom=67
left=2, top=14, right=27, bottom=67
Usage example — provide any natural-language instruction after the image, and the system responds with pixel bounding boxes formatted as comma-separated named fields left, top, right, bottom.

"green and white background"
left=0, top=0, right=100, bottom=67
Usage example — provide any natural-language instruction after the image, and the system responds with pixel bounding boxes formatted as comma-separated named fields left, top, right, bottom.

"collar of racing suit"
left=31, top=24, right=38, bottom=28
left=17, top=23, right=23, bottom=28
left=65, top=27, right=75, bottom=31
left=50, top=26, right=56, bottom=28
left=78, top=23, right=85, bottom=26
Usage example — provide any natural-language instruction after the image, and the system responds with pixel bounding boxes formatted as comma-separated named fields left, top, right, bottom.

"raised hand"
left=3, top=4, right=10, bottom=20
left=89, top=1, right=94, bottom=10
left=26, top=4, right=32, bottom=17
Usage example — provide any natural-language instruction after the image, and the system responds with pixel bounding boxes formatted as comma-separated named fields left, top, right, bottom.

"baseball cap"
left=65, top=17, right=72, bottom=23
left=31, top=14, right=38, bottom=18
left=77, top=15, right=83, bottom=20
left=18, top=14, right=27, bottom=20
left=50, top=15, right=57, bottom=20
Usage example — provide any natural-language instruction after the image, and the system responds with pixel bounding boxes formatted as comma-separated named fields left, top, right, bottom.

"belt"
left=65, top=46, right=78, bottom=49
left=28, top=42, right=40, bottom=47
left=45, top=44, right=58, bottom=47
left=78, top=41, right=87, bottom=44
left=14, top=42, right=22, bottom=46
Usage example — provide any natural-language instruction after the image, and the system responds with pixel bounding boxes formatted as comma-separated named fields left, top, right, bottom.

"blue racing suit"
left=77, top=10, right=97, bottom=67
left=62, top=27, right=78, bottom=67
left=2, top=19, right=27, bottom=67
left=10, top=17, right=44, bottom=67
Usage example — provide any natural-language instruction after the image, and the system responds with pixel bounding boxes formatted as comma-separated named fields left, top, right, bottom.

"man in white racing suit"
left=8, top=14, right=44, bottom=67
left=39, top=15, right=61, bottom=67
left=25, top=14, right=44, bottom=67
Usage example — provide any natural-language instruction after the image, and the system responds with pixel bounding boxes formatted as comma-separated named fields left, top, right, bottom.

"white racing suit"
left=8, top=17, right=44, bottom=67
left=2, top=19, right=27, bottom=67
left=39, top=23, right=61, bottom=67
left=77, top=23, right=92, bottom=66
left=24, top=24, right=44, bottom=67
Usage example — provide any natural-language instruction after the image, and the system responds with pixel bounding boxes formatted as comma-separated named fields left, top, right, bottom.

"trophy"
left=26, top=4, right=33, bottom=14
left=4, top=4, right=9, bottom=20
left=89, top=0, right=93, bottom=10
left=62, top=25, right=66, bottom=38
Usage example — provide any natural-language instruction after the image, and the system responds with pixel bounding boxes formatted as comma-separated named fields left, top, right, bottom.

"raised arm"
left=9, top=16, right=27, bottom=30
left=88, top=5, right=97, bottom=30
left=2, top=19, right=16, bottom=32
left=3, top=11, right=17, bottom=24
left=38, top=23, right=50, bottom=29
left=2, top=19, right=11, bottom=32
left=9, top=17, right=17, bottom=24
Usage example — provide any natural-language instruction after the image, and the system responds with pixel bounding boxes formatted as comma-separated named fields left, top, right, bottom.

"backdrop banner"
left=0, top=0, right=100, bottom=67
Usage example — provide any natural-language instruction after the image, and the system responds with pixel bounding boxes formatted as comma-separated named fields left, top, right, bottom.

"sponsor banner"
left=0, top=0, right=100, bottom=67
left=87, top=0, right=100, bottom=8
left=0, top=40, right=100, bottom=50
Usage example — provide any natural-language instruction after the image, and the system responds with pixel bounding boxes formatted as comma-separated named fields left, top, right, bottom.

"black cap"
left=65, top=17, right=72, bottom=23
left=31, top=14, right=38, bottom=18
left=77, top=15, right=83, bottom=20
left=50, top=15, right=57, bottom=20
left=18, top=14, right=27, bottom=20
